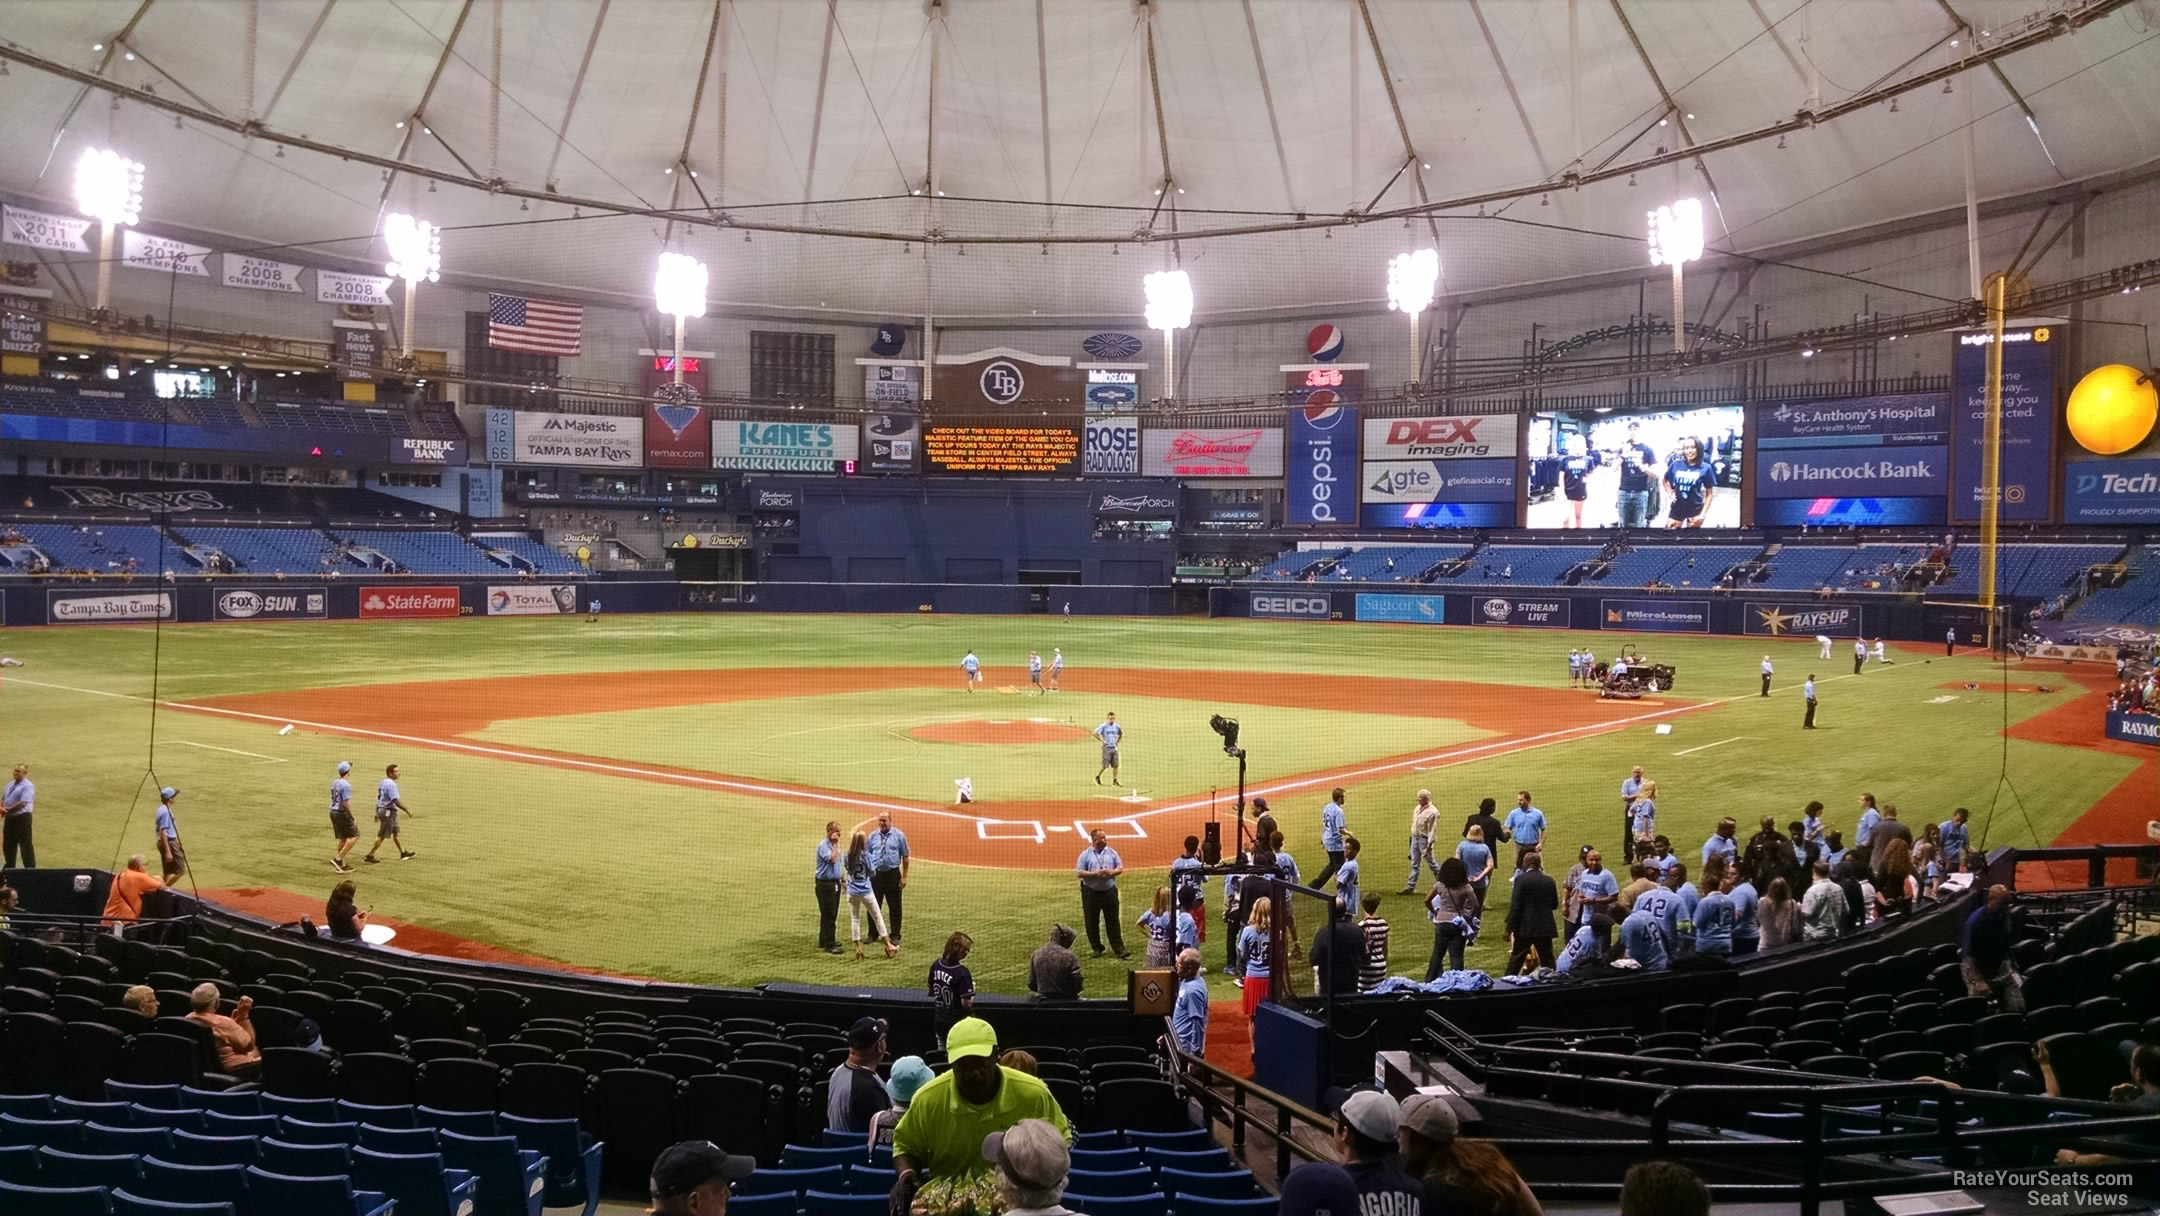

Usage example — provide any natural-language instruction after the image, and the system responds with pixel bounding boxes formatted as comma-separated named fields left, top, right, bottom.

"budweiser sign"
left=1141, top=427, right=1285, bottom=478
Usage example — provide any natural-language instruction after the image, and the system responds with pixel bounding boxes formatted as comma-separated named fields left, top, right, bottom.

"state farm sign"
left=359, top=586, right=461, bottom=620
left=1362, top=415, right=1517, bottom=461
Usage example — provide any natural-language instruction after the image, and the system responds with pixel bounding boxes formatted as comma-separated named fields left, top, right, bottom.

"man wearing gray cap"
left=1397, top=1092, right=1539, bottom=1215
left=1028, top=924, right=1083, bottom=999
left=983, top=1119, right=1077, bottom=1215
left=1333, top=1090, right=1423, bottom=1213
left=154, top=786, right=186, bottom=883
left=648, top=1141, right=756, bottom=1215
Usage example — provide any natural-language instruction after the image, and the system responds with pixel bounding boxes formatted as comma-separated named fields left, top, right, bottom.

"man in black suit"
left=1504, top=851, right=1561, bottom=974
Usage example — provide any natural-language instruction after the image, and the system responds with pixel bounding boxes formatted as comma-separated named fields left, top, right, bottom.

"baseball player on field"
left=961, top=649, right=982, bottom=693
left=1049, top=648, right=1064, bottom=692
left=1093, top=712, right=1123, bottom=786
left=1028, top=651, right=1044, bottom=695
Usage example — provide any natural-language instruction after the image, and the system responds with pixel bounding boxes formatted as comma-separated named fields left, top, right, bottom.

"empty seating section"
left=2, top=382, right=172, bottom=423
left=259, top=401, right=443, bottom=437
left=475, top=535, right=585, bottom=576
left=1757, top=546, right=1857, bottom=590
left=3, top=382, right=467, bottom=440
left=175, top=527, right=341, bottom=574
left=1936, top=544, right=2120, bottom=596
left=1252, top=548, right=1347, bottom=580
left=15, top=524, right=173, bottom=574
left=1840, top=544, right=1929, bottom=589
left=2065, top=546, right=2160, bottom=626
left=335, top=531, right=503, bottom=576
left=185, top=398, right=251, bottom=426
left=1601, top=545, right=1758, bottom=587
left=1428, top=544, right=1601, bottom=584
left=1326, top=544, right=1470, bottom=581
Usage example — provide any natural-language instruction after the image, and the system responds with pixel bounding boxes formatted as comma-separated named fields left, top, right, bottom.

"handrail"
left=1165, top=1038, right=1335, bottom=1184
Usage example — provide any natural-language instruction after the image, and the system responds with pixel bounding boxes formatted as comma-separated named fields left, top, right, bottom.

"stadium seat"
left=110, top=1191, right=235, bottom=1216
left=135, top=1160, right=249, bottom=1209
left=0, top=1143, right=41, bottom=1183
left=337, top=1102, right=417, bottom=1130
left=243, top=1166, right=397, bottom=1216
left=37, top=1146, right=141, bottom=1188
left=1156, top=1168, right=1258, bottom=1199
left=502, top=1063, right=590, bottom=1120
left=679, top=1074, right=767, bottom=1160
left=261, top=1096, right=340, bottom=1123
left=416, top=1060, right=504, bottom=1113
left=1091, top=1081, right=1189, bottom=1133
left=161, top=1133, right=256, bottom=1167
left=278, top=1118, right=361, bottom=1146
left=105, top=1083, right=184, bottom=1111
left=0, top=1096, right=53, bottom=1118
left=1070, top=1167, right=1157, bottom=1196
left=84, top=1123, right=174, bottom=1156
left=421, top=1109, right=501, bottom=1138
left=804, top=1191, right=883, bottom=1216
left=256, top=1138, right=351, bottom=1176
left=1140, top=1146, right=1235, bottom=1173
left=1173, top=1195, right=1277, bottom=1216
left=1875, top=1051, right=1947, bottom=1081
left=779, top=1144, right=864, bottom=1170
left=722, top=1196, right=796, bottom=1216
left=2, top=1015, right=67, bottom=1093
left=51, top=1099, right=130, bottom=1125
left=1070, top=1147, right=1145, bottom=1172
left=338, top=1055, right=416, bottom=1106
left=495, top=1114, right=602, bottom=1216
left=198, top=1114, right=275, bottom=1138
left=1065, top=1192, right=1168, bottom=1216
left=473, top=1043, right=538, bottom=1066
left=358, top=1125, right=441, bottom=1155
left=0, top=1115, right=86, bottom=1150
left=0, top=1179, right=112, bottom=1216
left=848, top=1165, right=896, bottom=1193
left=437, top=1130, right=547, bottom=1216
left=350, top=1146, right=480, bottom=1216
left=1121, top=1130, right=1216, bottom=1153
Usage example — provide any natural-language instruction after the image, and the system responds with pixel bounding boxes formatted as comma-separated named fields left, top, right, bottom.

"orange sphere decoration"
left=2066, top=363, right=2158, bottom=455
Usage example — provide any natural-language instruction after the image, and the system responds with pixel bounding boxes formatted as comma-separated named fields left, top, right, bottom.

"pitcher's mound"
left=910, top=720, right=1092, bottom=744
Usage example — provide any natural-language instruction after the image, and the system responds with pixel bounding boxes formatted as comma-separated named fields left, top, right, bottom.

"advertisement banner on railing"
left=712, top=418, right=858, bottom=472
left=1742, top=603, right=1861, bottom=639
left=1601, top=598, right=1710, bottom=633
left=1470, top=595, right=1570, bottom=628
left=1951, top=325, right=2056, bottom=522
left=2106, top=709, right=2159, bottom=746
left=46, top=590, right=174, bottom=624
left=1083, top=417, right=1141, bottom=475
left=644, top=403, right=712, bottom=469
left=359, top=586, right=461, bottom=619
left=490, top=411, right=643, bottom=468
left=1354, top=593, right=1447, bottom=625
left=213, top=587, right=328, bottom=621
left=861, top=412, right=921, bottom=474
left=1141, top=428, right=1284, bottom=478
left=1247, top=590, right=1334, bottom=620
left=2062, top=457, right=2160, bottom=523
left=1286, top=405, right=1358, bottom=525
left=485, top=585, right=579, bottom=616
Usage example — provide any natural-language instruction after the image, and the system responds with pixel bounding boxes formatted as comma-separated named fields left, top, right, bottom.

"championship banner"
left=222, top=253, right=305, bottom=294
left=645, top=402, right=713, bottom=469
left=121, top=230, right=212, bottom=277
left=1362, top=415, right=1517, bottom=461
left=1601, top=598, right=1710, bottom=633
left=1354, top=593, right=1447, bottom=625
left=1951, top=325, right=2056, bottom=522
left=502, top=411, right=643, bottom=468
left=1744, top=604, right=1860, bottom=639
left=316, top=269, right=395, bottom=306
left=1083, top=417, right=1141, bottom=476
left=1141, top=427, right=1285, bottom=478
left=1471, top=595, right=1570, bottom=628
left=213, top=587, right=328, bottom=621
left=2, top=205, right=92, bottom=253
left=862, top=412, right=921, bottom=474
left=485, top=584, right=579, bottom=616
left=359, top=586, right=460, bottom=620
left=712, top=418, right=858, bottom=472
left=1286, top=405, right=1357, bottom=526
left=47, top=590, right=174, bottom=624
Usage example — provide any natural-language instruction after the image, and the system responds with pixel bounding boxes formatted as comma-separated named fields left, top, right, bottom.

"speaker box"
left=1202, top=821, right=1221, bottom=865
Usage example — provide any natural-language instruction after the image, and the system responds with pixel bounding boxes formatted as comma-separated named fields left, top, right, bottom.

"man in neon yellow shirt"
left=891, top=1015, right=1071, bottom=1208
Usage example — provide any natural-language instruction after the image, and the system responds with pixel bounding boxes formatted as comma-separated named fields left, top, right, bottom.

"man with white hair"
left=1170, top=948, right=1208, bottom=1056
left=1402, top=789, right=1439, bottom=894
left=983, top=1119, right=1076, bottom=1215
left=186, top=983, right=260, bottom=1080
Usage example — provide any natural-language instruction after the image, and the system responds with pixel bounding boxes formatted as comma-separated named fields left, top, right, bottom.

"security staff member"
left=1760, top=655, right=1774, bottom=698
left=814, top=821, right=844, bottom=954
left=1802, top=675, right=1819, bottom=729
left=1854, top=638, right=1868, bottom=676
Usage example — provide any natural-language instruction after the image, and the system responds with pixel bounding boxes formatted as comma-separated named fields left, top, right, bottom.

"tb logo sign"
left=980, top=360, right=1025, bottom=406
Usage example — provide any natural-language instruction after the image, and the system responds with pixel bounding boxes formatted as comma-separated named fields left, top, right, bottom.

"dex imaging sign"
left=1248, top=591, right=1333, bottom=620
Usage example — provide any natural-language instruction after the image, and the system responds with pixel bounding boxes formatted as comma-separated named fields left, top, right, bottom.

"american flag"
left=487, top=293, right=582, bottom=356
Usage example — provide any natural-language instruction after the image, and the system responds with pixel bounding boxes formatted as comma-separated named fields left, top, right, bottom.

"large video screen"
left=1526, top=404, right=1744, bottom=528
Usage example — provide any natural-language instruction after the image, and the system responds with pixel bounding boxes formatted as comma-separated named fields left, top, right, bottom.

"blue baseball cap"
left=1277, top=1162, right=1360, bottom=1216
left=886, top=1056, right=933, bottom=1104
left=159, top=787, right=178, bottom=801
left=337, top=762, right=352, bottom=775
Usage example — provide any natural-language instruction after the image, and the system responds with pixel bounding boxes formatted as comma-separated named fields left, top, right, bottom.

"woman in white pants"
left=845, top=833, right=899, bottom=960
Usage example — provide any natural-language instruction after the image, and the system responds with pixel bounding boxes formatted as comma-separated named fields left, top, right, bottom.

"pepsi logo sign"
left=1305, top=324, right=1344, bottom=362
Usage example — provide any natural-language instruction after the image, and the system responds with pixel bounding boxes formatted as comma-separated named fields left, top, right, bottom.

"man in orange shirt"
left=187, top=983, right=260, bottom=1080
left=103, top=854, right=164, bottom=926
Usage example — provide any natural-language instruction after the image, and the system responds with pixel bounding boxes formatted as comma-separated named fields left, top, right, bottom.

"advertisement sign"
left=642, top=403, right=712, bottom=469
left=1755, top=445, right=1949, bottom=499
left=1354, top=593, right=1447, bottom=625
left=1755, top=394, right=1948, bottom=445
left=1085, top=368, right=1140, bottom=412
left=389, top=436, right=468, bottom=466
left=1092, top=488, right=1179, bottom=517
left=1286, top=405, right=1358, bottom=526
left=121, top=230, right=211, bottom=277
left=47, top=590, right=174, bottom=624
left=503, top=411, right=643, bottom=468
left=1248, top=591, right=1334, bottom=620
left=1744, top=603, right=1860, bottom=639
left=315, top=270, right=395, bottom=306
left=749, top=487, right=800, bottom=511
left=213, top=587, right=328, bottom=621
left=359, top=586, right=461, bottom=619
left=1141, top=428, right=1285, bottom=478
left=712, top=419, right=858, bottom=472
left=861, top=412, right=920, bottom=474
left=922, top=425, right=1080, bottom=475
left=1951, top=325, right=2056, bottom=522
left=2063, top=457, right=2160, bottom=524
left=1083, top=417, right=1141, bottom=475
left=222, top=253, right=305, bottom=294
left=1362, top=415, right=1518, bottom=462
left=2, top=204, right=93, bottom=252
left=932, top=352, right=1084, bottom=409
left=332, top=325, right=383, bottom=382
left=1755, top=498, right=1945, bottom=527
left=1601, top=598, right=1710, bottom=633
left=864, top=363, right=920, bottom=404
left=2, top=307, right=45, bottom=355
left=1362, top=458, right=1518, bottom=504
left=2106, top=710, right=2159, bottom=747
left=485, top=584, right=580, bottom=616
left=1472, top=596, right=1571, bottom=628
left=1359, top=502, right=1514, bottom=529
left=1283, top=364, right=1365, bottom=407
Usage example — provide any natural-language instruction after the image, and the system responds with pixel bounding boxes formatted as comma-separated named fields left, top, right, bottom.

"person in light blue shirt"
left=1644, top=836, right=1680, bottom=881
left=1313, top=788, right=1349, bottom=888
left=867, top=812, right=911, bottom=946
left=1093, top=713, right=1123, bottom=786
left=1, top=763, right=33, bottom=871
left=1335, top=835, right=1362, bottom=921
left=1700, top=818, right=1738, bottom=870
left=153, top=787, right=186, bottom=882
left=1629, top=787, right=1658, bottom=860
left=327, top=761, right=359, bottom=873
left=1027, top=651, right=1044, bottom=696
left=1456, top=827, right=1494, bottom=910
left=1660, top=865, right=1699, bottom=951
left=1503, top=790, right=1547, bottom=873
left=1634, top=872, right=1680, bottom=951
left=1801, top=802, right=1825, bottom=846
left=1076, top=829, right=1129, bottom=959
left=1729, top=875, right=1761, bottom=955
left=960, top=649, right=982, bottom=692
left=1854, top=794, right=1882, bottom=869
left=1575, top=851, right=1621, bottom=939
left=814, top=821, right=845, bottom=955
left=1170, top=950, right=1208, bottom=1055
left=1822, top=829, right=1848, bottom=876
left=1620, top=906, right=1669, bottom=972
left=1174, top=889, right=1200, bottom=953
left=1170, top=835, right=1207, bottom=943
left=1939, top=807, right=1971, bottom=869
left=1049, top=648, right=1064, bottom=692
left=1694, top=875, right=1738, bottom=957
left=1556, top=914, right=1612, bottom=975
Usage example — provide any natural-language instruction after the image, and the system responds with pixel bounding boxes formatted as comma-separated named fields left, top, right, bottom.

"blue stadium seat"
left=1156, top=1168, right=1259, bottom=1199
left=723, top=1195, right=797, bottom=1216
left=0, top=1178, right=112, bottom=1216
left=160, top=1133, right=256, bottom=1167
left=358, top=1125, right=440, bottom=1155
left=243, top=1166, right=396, bottom=1216
left=83, top=1123, right=174, bottom=1156
left=337, top=1103, right=417, bottom=1130
left=261, top=1096, right=341, bottom=1123
left=256, top=1138, right=350, bottom=1176
left=0, top=1096, right=54, bottom=1119
left=111, top=1190, right=236, bottom=1216
left=51, top=1100, right=130, bottom=1125
left=175, top=1090, right=259, bottom=1118
left=136, top=1159, right=248, bottom=1209
left=36, top=1146, right=141, bottom=1188
left=104, top=1083, right=185, bottom=1111
left=778, top=1144, right=862, bottom=1170
left=1069, top=1167, right=1157, bottom=1197
left=126, top=1109, right=206, bottom=1136
left=1065, top=1192, right=1168, bottom=1216
left=494, top=1113, right=600, bottom=1216
left=0, top=1143, right=41, bottom=1183
left=803, top=1190, right=884, bottom=1216
left=277, top=1119, right=360, bottom=1146
left=198, top=1114, right=274, bottom=1139
left=1120, top=1130, right=1215, bottom=1154
left=0, top=1115, right=86, bottom=1150
left=437, top=1130, right=546, bottom=1216
left=740, top=1166, right=846, bottom=1195
left=418, top=1108, right=502, bottom=1138
left=847, top=1166, right=896, bottom=1195
left=350, top=1146, right=480, bottom=1216
left=1072, top=1131, right=1126, bottom=1151
left=1140, top=1146, right=1234, bottom=1173
left=1070, top=1147, right=1144, bottom=1172
left=1173, top=1195, right=1278, bottom=1216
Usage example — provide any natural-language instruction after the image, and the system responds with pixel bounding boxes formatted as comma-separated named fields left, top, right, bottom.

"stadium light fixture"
left=1386, top=248, right=1441, bottom=380
left=1143, top=268, right=1193, bottom=403
left=382, top=213, right=440, bottom=359
left=74, top=148, right=144, bottom=313
left=654, top=251, right=708, bottom=387
left=1648, top=197, right=1704, bottom=353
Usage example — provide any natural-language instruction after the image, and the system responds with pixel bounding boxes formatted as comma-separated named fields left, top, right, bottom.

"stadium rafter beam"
left=798, top=0, right=839, bottom=221
left=1238, top=0, right=1299, bottom=214
left=1606, top=0, right=1729, bottom=249
left=377, top=0, right=477, bottom=211
left=258, top=0, right=336, bottom=126
left=1933, top=0, right=2063, bottom=176
left=541, top=0, right=613, bottom=195
left=663, top=0, right=725, bottom=232
left=0, top=0, right=2131, bottom=245
left=1355, top=0, right=1446, bottom=285
left=33, top=0, right=158, bottom=184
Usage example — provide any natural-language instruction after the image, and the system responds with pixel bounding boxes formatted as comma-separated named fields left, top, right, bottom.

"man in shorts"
left=961, top=650, right=982, bottom=693
left=1049, top=648, right=1063, bottom=692
left=1028, top=652, right=1044, bottom=695
left=328, top=761, right=360, bottom=872
left=1092, top=712, right=1122, bottom=786
left=364, top=763, right=416, bottom=864
left=154, top=787, right=186, bottom=883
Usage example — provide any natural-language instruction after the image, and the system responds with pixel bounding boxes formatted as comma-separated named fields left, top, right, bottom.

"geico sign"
left=1249, top=594, right=1330, bottom=618
left=1382, top=418, right=1497, bottom=458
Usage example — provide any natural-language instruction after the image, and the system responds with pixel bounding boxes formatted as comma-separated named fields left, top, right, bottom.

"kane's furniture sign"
left=487, top=410, right=643, bottom=468
left=214, top=587, right=328, bottom=621
left=47, top=590, right=174, bottom=624
left=360, top=586, right=461, bottom=619
left=713, top=419, right=859, bottom=472
left=1601, top=598, right=1710, bottom=633
left=923, top=424, right=1081, bottom=475
left=1248, top=591, right=1333, bottom=620
left=486, top=584, right=579, bottom=616
left=1745, top=604, right=1859, bottom=638
left=1355, top=593, right=1446, bottom=625
left=1142, top=428, right=1285, bottom=478
left=1473, top=596, right=1570, bottom=628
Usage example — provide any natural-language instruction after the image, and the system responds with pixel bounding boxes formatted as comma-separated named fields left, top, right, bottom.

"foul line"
left=1672, top=736, right=1745, bottom=757
left=168, top=740, right=288, bottom=762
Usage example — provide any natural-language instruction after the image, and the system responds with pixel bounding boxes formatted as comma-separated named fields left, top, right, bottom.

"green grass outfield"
left=0, top=612, right=2129, bottom=997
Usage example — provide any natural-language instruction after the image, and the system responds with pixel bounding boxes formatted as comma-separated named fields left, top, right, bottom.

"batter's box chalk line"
left=974, top=819, right=1047, bottom=843
left=1095, top=791, right=1152, bottom=804
left=1072, top=818, right=1148, bottom=839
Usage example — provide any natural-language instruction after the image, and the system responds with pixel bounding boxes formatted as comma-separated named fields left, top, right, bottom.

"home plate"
left=1096, top=791, right=1152, bottom=804
left=1048, top=824, right=1072, bottom=833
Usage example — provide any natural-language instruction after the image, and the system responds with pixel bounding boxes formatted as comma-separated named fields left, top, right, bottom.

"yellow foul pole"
left=1978, top=275, right=2007, bottom=651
